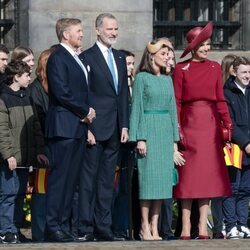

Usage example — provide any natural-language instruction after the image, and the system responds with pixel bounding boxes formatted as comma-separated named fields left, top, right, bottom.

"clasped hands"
left=81, top=107, right=96, bottom=124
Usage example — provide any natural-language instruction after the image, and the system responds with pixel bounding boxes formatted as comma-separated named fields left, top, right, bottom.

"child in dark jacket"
left=223, top=56, right=250, bottom=239
left=0, top=60, right=48, bottom=244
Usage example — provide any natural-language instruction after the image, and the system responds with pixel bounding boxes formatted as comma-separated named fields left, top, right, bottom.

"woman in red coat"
left=173, top=22, right=232, bottom=239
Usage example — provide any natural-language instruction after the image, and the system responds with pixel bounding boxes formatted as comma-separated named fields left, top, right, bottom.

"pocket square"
left=87, top=65, right=90, bottom=72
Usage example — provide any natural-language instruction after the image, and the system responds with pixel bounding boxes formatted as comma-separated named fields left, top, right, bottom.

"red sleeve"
left=173, top=64, right=183, bottom=124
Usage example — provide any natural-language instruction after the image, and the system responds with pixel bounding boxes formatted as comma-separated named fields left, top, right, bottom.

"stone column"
left=242, top=0, right=250, bottom=50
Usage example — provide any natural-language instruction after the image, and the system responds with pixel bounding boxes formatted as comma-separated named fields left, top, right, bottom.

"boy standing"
left=0, top=61, right=48, bottom=243
left=223, top=56, right=250, bottom=239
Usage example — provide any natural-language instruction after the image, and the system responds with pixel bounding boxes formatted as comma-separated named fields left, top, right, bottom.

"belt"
left=144, top=110, right=168, bottom=114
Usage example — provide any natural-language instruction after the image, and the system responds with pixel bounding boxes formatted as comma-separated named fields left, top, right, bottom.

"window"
left=0, top=0, right=18, bottom=49
left=153, top=0, right=243, bottom=50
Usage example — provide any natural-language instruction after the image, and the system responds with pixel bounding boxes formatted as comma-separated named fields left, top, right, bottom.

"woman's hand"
left=174, top=151, right=185, bottom=166
left=137, top=141, right=147, bottom=157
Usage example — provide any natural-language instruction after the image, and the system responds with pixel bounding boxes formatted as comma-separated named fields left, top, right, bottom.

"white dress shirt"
left=60, top=42, right=88, bottom=82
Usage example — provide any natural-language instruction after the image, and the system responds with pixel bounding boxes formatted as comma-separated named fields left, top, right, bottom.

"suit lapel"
left=60, top=45, right=87, bottom=82
left=91, top=44, right=117, bottom=93
left=80, top=57, right=90, bottom=85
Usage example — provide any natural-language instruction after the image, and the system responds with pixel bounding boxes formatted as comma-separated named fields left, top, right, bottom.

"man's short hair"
left=0, top=44, right=9, bottom=54
left=95, top=13, right=116, bottom=28
left=56, top=18, right=82, bottom=42
left=5, top=60, right=30, bottom=85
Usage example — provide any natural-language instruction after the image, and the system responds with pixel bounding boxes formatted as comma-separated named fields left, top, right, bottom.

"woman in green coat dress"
left=129, top=39, right=184, bottom=240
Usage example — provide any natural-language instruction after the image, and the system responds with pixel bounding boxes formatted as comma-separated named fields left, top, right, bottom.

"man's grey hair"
left=95, top=13, right=116, bottom=28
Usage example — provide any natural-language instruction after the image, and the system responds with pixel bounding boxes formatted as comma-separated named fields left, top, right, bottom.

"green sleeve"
left=0, top=99, right=14, bottom=161
left=129, top=73, right=147, bottom=142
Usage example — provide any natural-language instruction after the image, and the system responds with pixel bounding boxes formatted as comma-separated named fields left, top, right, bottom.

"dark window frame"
left=153, top=0, right=243, bottom=50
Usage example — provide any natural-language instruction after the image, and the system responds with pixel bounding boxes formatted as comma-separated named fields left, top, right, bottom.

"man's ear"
left=96, top=28, right=101, bottom=36
left=62, top=30, right=69, bottom=40
left=232, top=68, right=237, bottom=77
left=13, top=74, right=19, bottom=83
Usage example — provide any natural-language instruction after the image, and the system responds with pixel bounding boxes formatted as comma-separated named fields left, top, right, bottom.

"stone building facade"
left=2, top=0, right=250, bottom=62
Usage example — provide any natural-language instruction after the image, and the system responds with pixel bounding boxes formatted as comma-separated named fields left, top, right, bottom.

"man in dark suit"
left=78, top=13, right=129, bottom=241
left=45, top=18, right=96, bottom=242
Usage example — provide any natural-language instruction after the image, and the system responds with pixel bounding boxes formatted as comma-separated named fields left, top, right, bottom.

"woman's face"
left=153, top=46, right=169, bottom=70
left=126, top=55, right=135, bottom=77
left=166, top=50, right=175, bottom=74
left=193, top=39, right=211, bottom=61
left=22, top=54, right=35, bottom=71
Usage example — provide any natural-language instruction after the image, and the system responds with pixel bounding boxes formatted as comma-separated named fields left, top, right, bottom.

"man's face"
left=234, top=64, right=250, bottom=88
left=15, top=72, right=31, bottom=88
left=0, top=52, right=8, bottom=74
left=96, top=17, right=118, bottom=47
left=65, top=23, right=83, bottom=49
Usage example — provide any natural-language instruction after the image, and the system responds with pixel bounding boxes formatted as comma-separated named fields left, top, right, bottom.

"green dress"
left=129, top=72, right=179, bottom=199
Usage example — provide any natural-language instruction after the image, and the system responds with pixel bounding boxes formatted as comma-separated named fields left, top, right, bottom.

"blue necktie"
left=107, top=48, right=118, bottom=94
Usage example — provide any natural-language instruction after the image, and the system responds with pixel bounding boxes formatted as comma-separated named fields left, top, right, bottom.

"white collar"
left=60, top=42, right=77, bottom=57
left=96, top=40, right=112, bottom=54
left=234, top=81, right=246, bottom=94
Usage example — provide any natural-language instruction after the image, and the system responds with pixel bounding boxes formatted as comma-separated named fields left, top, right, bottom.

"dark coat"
left=79, top=44, right=129, bottom=141
left=45, top=45, right=89, bottom=139
left=224, top=76, right=250, bottom=166
left=29, top=78, right=49, bottom=133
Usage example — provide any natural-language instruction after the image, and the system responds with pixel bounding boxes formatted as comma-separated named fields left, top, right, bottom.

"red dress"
left=173, top=59, right=232, bottom=199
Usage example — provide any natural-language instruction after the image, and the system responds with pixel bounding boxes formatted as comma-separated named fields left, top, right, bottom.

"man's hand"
left=37, top=154, right=49, bottom=167
left=7, top=156, right=17, bottom=171
left=121, top=128, right=129, bottom=143
left=87, top=130, right=96, bottom=145
left=245, top=143, right=250, bottom=154
left=81, top=107, right=96, bottom=124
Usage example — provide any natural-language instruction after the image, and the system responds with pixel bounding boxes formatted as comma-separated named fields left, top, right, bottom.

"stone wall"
left=24, top=0, right=152, bottom=53
left=15, top=0, right=250, bottom=64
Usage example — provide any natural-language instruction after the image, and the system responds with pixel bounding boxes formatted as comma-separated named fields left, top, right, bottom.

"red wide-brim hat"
left=180, top=21, right=213, bottom=58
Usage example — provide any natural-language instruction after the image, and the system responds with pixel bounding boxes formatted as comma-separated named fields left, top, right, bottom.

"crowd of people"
left=0, top=12, right=250, bottom=244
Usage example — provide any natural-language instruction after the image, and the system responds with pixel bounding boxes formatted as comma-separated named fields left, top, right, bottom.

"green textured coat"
left=129, top=72, right=179, bottom=199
